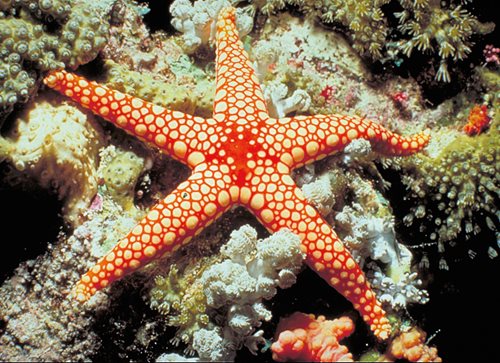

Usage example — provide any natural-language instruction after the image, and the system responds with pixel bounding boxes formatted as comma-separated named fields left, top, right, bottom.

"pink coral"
left=483, top=44, right=500, bottom=65
left=271, top=312, right=354, bottom=362
left=383, top=327, right=442, bottom=362
left=463, top=104, right=491, bottom=136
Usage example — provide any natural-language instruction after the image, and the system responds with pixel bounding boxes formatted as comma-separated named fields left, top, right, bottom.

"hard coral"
left=0, top=0, right=113, bottom=114
left=0, top=92, right=104, bottom=226
left=387, top=118, right=499, bottom=267
left=463, top=104, right=491, bottom=135
left=271, top=312, right=354, bottom=362
left=258, top=0, right=493, bottom=82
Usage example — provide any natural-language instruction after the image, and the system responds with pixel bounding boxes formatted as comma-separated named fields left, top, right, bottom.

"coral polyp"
left=0, top=0, right=497, bottom=362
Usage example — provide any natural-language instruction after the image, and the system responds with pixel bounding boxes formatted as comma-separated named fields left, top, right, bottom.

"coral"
left=271, top=312, right=354, bottom=362
left=382, top=327, right=442, bottom=362
left=393, top=0, right=494, bottom=82
left=263, top=80, right=311, bottom=118
left=257, top=0, right=494, bottom=82
left=0, top=92, right=104, bottom=226
left=0, top=0, right=114, bottom=113
left=170, top=0, right=254, bottom=53
left=0, top=190, right=141, bottom=360
left=463, top=104, right=491, bottom=135
left=151, top=225, right=304, bottom=360
left=101, top=59, right=214, bottom=117
left=483, top=44, right=500, bottom=66
left=98, top=143, right=149, bottom=212
left=390, top=119, right=499, bottom=266
left=367, top=263, right=429, bottom=311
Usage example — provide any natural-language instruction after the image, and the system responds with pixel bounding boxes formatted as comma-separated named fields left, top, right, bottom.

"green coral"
left=99, top=144, right=147, bottom=212
left=101, top=59, right=214, bottom=118
left=258, top=0, right=493, bottom=82
left=393, top=0, right=494, bottom=82
left=150, top=260, right=216, bottom=346
left=393, top=120, right=498, bottom=265
left=0, top=0, right=112, bottom=114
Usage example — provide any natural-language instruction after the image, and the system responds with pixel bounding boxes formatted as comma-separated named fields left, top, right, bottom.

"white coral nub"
left=170, top=0, right=254, bottom=53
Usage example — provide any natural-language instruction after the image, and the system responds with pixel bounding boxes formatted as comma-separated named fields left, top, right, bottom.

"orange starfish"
left=43, top=7, right=429, bottom=340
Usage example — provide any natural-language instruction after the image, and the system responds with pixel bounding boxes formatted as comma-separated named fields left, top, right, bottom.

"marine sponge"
left=0, top=0, right=112, bottom=113
left=0, top=92, right=104, bottom=226
left=271, top=312, right=354, bottom=362
left=151, top=225, right=305, bottom=361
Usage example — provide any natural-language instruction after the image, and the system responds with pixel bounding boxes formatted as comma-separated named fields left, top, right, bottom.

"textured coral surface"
left=0, top=0, right=498, bottom=362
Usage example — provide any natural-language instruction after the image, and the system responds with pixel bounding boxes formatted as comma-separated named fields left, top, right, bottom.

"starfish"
left=43, top=7, right=429, bottom=340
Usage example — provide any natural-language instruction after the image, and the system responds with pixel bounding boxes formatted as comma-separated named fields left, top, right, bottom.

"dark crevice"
left=378, top=163, right=500, bottom=361
left=0, top=162, right=65, bottom=284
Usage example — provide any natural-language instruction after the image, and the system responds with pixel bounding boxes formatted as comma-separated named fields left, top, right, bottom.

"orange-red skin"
left=43, top=7, right=430, bottom=340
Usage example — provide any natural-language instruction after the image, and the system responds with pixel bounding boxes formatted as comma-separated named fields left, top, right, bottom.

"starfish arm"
left=272, top=114, right=430, bottom=169
left=213, top=7, right=269, bottom=121
left=245, top=172, right=391, bottom=340
left=43, top=70, right=211, bottom=166
left=73, top=164, right=235, bottom=301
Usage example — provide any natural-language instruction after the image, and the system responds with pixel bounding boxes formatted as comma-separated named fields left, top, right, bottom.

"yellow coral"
left=0, top=92, right=104, bottom=225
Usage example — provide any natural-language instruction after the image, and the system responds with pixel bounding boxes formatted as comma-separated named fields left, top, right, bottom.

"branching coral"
left=393, top=0, right=494, bottom=82
left=151, top=225, right=304, bottom=361
left=257, top=0, right=494, bottom=82
left=0, top=93, right=104, bottom=226
left=0, top=0, right=114, bottom=113
left=271, top=312, right=354, bottom=362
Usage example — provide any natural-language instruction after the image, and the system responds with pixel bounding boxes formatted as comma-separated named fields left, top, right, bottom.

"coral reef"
left=271, top=312, right=354, bottom=362
left=388, top=118, right=498, bottom=267
left=151, top=225, right=305, bottom=361
left=381, top=327, right=442, bottom=362
left=0, top=93, right=104, bottom=226
left=0, top=0, right=497, bottom=361
left=170, top=0, right=254, bottom=54
left=257, top=0, right=494, bottom=82
left=0, top=0, right=114, bottom=114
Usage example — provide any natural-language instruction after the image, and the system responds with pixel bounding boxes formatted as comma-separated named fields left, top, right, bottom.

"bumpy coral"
left=0, top=93, right=104, bottom=225
left=101, top=59, right=214, bottom=117
left=151, top=225, right=304, bottom=361
left=0, top=0, right=113, bottom=113
left=382, top=327, right=442, bottom=362
left=392, top=119, right=499, bottom=266
left=271, top=312, right=354, bottom=362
